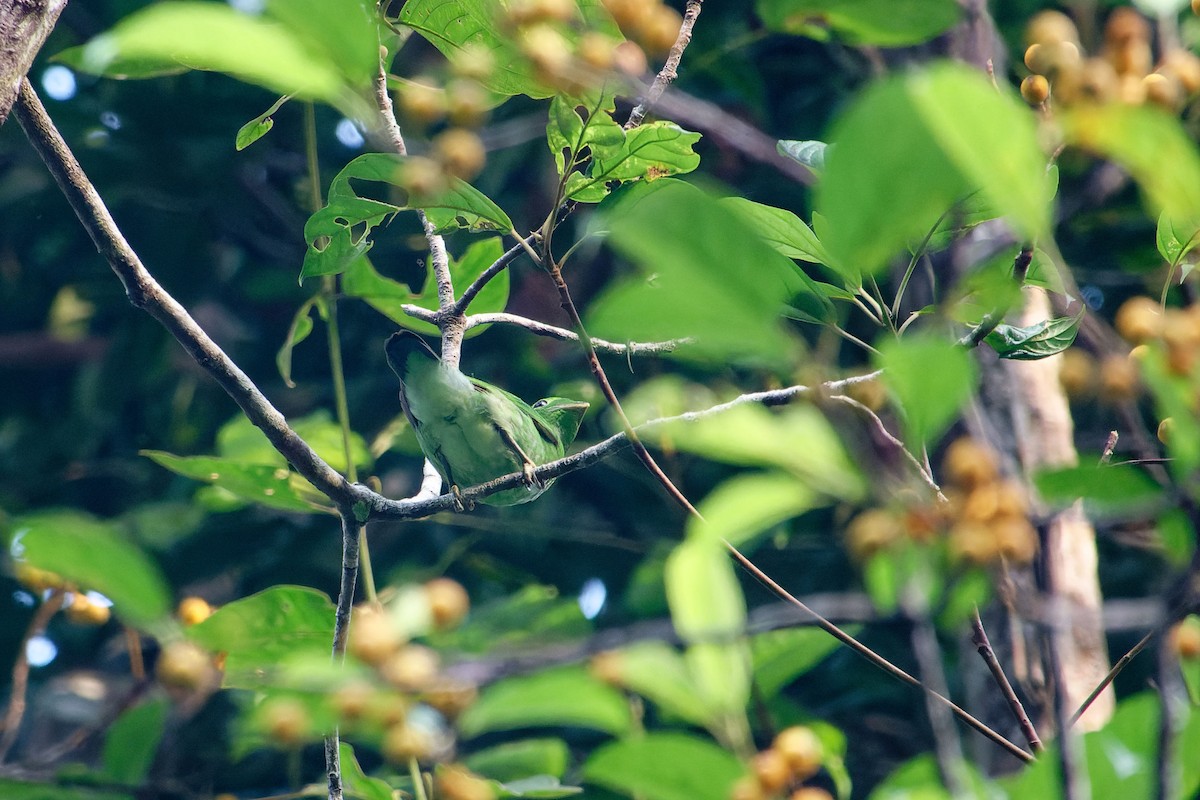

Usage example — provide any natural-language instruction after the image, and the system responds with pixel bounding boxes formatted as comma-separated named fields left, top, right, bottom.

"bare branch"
left=625, top=0, right=703, bottom=129
left=0, top=0, right=66, bottom=123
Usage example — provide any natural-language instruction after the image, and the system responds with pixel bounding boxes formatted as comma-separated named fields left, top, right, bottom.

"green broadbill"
left=385, top=331, right=589, bottom=506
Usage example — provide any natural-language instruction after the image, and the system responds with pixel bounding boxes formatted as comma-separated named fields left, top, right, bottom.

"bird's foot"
left=450, top=485, right=474, bottom=512
left=521, top=461, right=544, bottom=490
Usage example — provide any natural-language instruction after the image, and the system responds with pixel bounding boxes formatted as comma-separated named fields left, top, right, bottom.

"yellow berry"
left=950, top=521, right=1000, bottom=564
left=331, top=680, right=375, bottom=723
left=14, top=564, right=66, bottom=593
left=1080, top=58, right=1119, bottom=102
left=1025, top=10, right=1080, bottom=46
left=1021, top=74, right=1051, bottom=105
left=437, top=766, right=497, bottom=800
left=751, top=748, right=792, bottom=794
left=261, top=697, right=312, bottom=746
left=773, top=726, right=824, bottom=780
left=404, top=156, right=450, bottom=198
left=1105, top=7, right=1150, bottom=46
left=380, top=644, right=441, bottom=691
left=156, top=641, right=214, bottom=690
left=452, top=44, right=496, bottom=82
left=589, top=650, right=625, bottom=685
left=603, top=0, right=652, bottom=33
left=845, top=508, right=904, bottom=560
left=398, top=79, right=447, bottom=124
left=942, top=437, right=999, bottom=489
left=1115, top=296, right=1163, bottom=343
left=177, top=596, right=213, bottom=626
left=578, top=32, right=618, bottom=71
left=381, top=723, right=435, bottom=763
left=1171, top=616, right=1200, bottom=658
left=425, top=577, right=470, bottom=630
left=1059, top=348, right=1097, bottom=399
left=446, top=80, right=490, bottom=128
left=520, top=24, right=572, bottom=77
left=637, top=4, right=683, bottom=56
left=612, top=40, right=649, bottom=76
left=790, top=789, right=835, bottom=800
left=730, top=775, right=766, bottom=800
left=422, top=680, right=478, bottom=718
left=349, top=607, right=404, bottom=666
left=1193, top=0, right=1200, bottom=15
left=994, top=517, right=1039, bottom=563
left=1098, top=355, right=1141, bottom=401
left=1158, top=417, right=1174, bottom=445
left=65, top=593, right=111, bottom=626
left=1024, top=41, right=1079, bottom=76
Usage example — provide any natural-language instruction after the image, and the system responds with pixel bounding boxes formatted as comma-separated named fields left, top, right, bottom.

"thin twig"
left=625, top=0, right=703, bottom=129
left=971, top=607, right=1043, bottom=752
left=909, top=611, right=971, bottom=797
left=1068, top=629, right=1153, bottom=727
left=452, top=235, right=537, bottom=317
left=727, top=544, right=1034, bottom=764
left=0, top=589, right=66, bottom=763
left=829, top=394, right=946, bottom=501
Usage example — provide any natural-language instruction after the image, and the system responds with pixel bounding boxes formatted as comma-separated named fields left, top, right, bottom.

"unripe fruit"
left=1025, top=10, right=1080, bottom=46
left=1059, top=348, right=1097, bottom=399
left=349, top=607, right=404, bottom=666
left=1158, top=417, right=1174, bottom=445
left=773, top=726, right=824, bottom=780
left=1108, top=41, right=1151, bottom=77
left=1080, top=58, right=1119, bottom=102
left=730, top=775, right=766, bottom=800
left=751, top=748, right=792, bottom=794
left=1105, top=7, right=1150, bottom=47
left=942, top=437, right=999, bottom=489
left=14, top=563, right=65, bottom=592
left=1161, top=50, right=1200, bottom=94
left=437, top=766, right=497, bottom=800
left=589, top=650, right=625, bottom=685
left=520, top=24, right=572, bottom=77
left=66, top=594, right=111, bottom=626
left=177, top=596, right=213, bottom=626
left=612, top=41, right=649, bottom=76
left=381, top=644, right=441, bottom=691
left=423, top=680, right=478, bottom=718
left=603, top=0, right=652, bottom=33
left=950, top=521, right=1000, bottom=564
left=453, top=44, right=496, bottom=82
left=1021, top=75, right=1051, bottom=105
left=1115, top=297, right=1163, bottom=344
left=446, top=80, right=489, bottom=127
left=790, top=789, right=835, bottom=800
left=1098, top=355, right=1141, bottom=401
left=1171, top=617, right=1200, bottom=658
left=578, top=32, right=618, bottom=71
left=845, top=509, right=903, bottom=560
left=404, top=156, right=450, bottom=198
left=156, top=641, right=214, bottom=690
left=425, top=577, right=470, bottom=629
left=399, top=79, right=447, bottom=124
left=332, top=680, right=375, bottom=723
left=994, top=517, right=1039, bottom=563
left=638, top=4, right=683, bottom=56
left=262, top=697, right=311, bottom=746
left=1024, top=41, right=1079, bottom=76
left=381, top=722, right=434, bottom=763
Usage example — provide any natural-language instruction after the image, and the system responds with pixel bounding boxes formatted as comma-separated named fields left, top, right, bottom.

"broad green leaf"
left=57, top=2, right=352, bottom=105
left=589, top=180, right=804, bottom=364
left=458, top=666, right=632, bottom=737
left=465, top=739, right=571, bottom=782
left=302, top=153, right=513, bottom=281
left=720, top=197, right=830, bottom=264
left=582, top=733, right=746, bottom=800
left=213, top=409, right=371, bottom=475
left=100, top=698, right=169, bottom=784
left=1157, top=509, right=1196, bottom=567
left=757, top=0, right=960, bottom=46
left=567, top=122, right=702, bottom=201
left=188, top=586, right=336, bottom=687
left=596, top=642, right=710, bottom=727
left=666, top=538, right=750, bottom=715
left=339, top=742, right=394, bottom=800
left=1156, top=211, right=1200, bottom=266
left=647, top=400, right=866, bottom=501
left=688, top=471, right=819, bottom=549
left=0, top=780, right=128, bottom=800
left=263, top=0, right=378, bottom=88
left=874, top=333, right=978, bottom=447
left=984, top=313, right=1082, bottom=361
left=777, top=139, right=828, bottom=172
left=1034, top=463, right=1164, bottom=515
left=1063, top=103, right=1200, bottom=225
left=9, top=510, right=171, bottom=633
left=870, top=754, right=994, bottom=800
left=818, top=63, right=1049, bottom=278
left=141, top=452, right=330, bottom=513
left=434, top=585, right=590, bottom=653
left=494, top=775, right=582, bottom=798
left=751, top=625, right=855, bottom=698
left=547, top=92, right=622, bottom=175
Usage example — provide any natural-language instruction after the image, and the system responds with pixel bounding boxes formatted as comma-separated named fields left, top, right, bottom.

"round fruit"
left=332, top=680, right=376, bottom=722
left=349, top=607, right=404, bottom=666
left=156, top=641, right=214, bottom=690
left=773, top=726, right=824, bottom=780
left=729, top=775, right=766, bottom=800
left=425, top=577, right=470, bottom=629
left=638, top=4, right=683, bottom=56
left=1115, top=296, right=1163, bottom=343
left=381, top=645, right=441, bottom=691
left=399, top=79, right=447, bottom=124
left=942, top=437, right=999, bottom=489
left=261, top=697, right=311, bottom=746
left=381, top=722, right=434, bottom=763
left=1098, top=355, right=1141, bottom=402
left=612, top=41, right=649, bottom=76
left=177, top=596, right=213, bottom=626
left=751, top=748, right=792, bottom=794
left=66, top=593, right=111, bottom=626
left=845, top=509, right=903, bottom=560
left=1021, top=74, right=1051, bottom=105
left=437, top=766, right=497, bottom=800
left=1171, top=617, right=1200, bottom=658
left=1025, top=10, right=1080, bottom=46
left=1058, top=348, right=1096, bottom=398
left=1158, top=417, right=1175, bottom=445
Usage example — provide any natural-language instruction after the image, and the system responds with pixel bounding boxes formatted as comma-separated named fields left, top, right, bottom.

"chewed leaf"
left=777, top=139, right=828, bottom=172
left=985, top=312, right=1082, bottom=360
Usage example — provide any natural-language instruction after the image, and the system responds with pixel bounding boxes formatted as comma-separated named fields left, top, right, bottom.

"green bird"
left=385, top=331, right=589, bottom=506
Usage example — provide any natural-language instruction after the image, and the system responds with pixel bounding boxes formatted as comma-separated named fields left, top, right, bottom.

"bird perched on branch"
left=385, top=331, right=589, bottom=506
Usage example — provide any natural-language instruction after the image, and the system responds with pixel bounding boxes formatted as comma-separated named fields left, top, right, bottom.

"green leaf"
left=302, top=153, right=513, bottom=281
left=339, top=742, right=394, bottom=800
left=236, top=116, right=274, bottom=151
left=465, top=739, right=571, bottom=782
left=597, top=642, right=710, bottom=727
left=0, top=780, right=128, bottom=800
left=9, top=510, right=171, bottom=633
left=1063, top=103, right=1200, bottom=225
left=751, top=626, right=855, bottom=698
left=984, top=312, right=1082, bottom=361
left=100, top=698, right=169, bottom=784
left=1034, top=463, right=1164, bottom=516
left=1156, top=210, right=1200, bottom=266
left=141, top=452, right=329, bottom=514
left=648, top=401, right=865, bottom=501
left=568, top=121, right=702, bottom=201
left=435, top=585, right=590, bottom=653
left=458, top=667, right=632, bottom=738
left=777, top=139, right=828, bottom=171
left=720, top=197, right=829, bottom=264
left=276, top=296, right=318, bottom=387
left=870, top=753, right=994, bottom=800
left=496, top=775, right=583, bottom=799
left=57, top=2, right=353, bottom=105
left=589, top=180, right=804, bottom=364
left=547, top=92, right=621, bottom=175
left=874, top=333, right=978, bottom=447
left=346, top=237, right=510, bottom=334
left=688, top=471, right=819, bottom=550
left=817, top=62, right=1050, bottom=278
left=188, top=586, right=336, bottom=687
left=757, top=0, right=960, bottom=46
left=582, top=733, right=746, bottom=800
left=666, top=538, right=750, bottom=716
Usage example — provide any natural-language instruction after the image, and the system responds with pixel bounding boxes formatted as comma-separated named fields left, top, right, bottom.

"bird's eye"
left=532, top=399, right=549, bottom=408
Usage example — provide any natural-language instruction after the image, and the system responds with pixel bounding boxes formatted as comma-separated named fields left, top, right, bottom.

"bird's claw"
left=521, top=462, right=543, bottom=490
left=450, top=485, right=474, bottom=512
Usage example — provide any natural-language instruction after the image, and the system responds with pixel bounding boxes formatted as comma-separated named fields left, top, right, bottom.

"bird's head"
left=531, top=397, right=589, bottom=446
